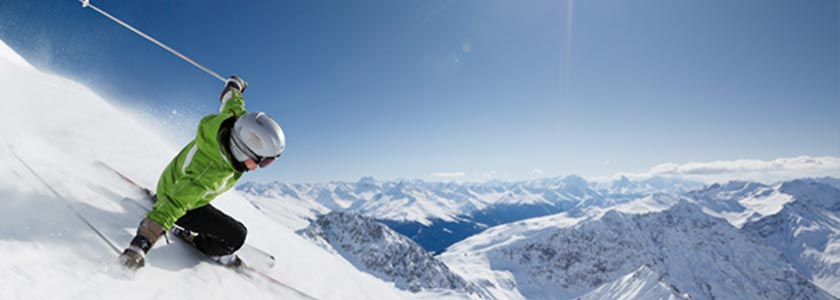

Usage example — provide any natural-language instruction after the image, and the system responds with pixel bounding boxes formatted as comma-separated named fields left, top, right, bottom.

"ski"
left=91, top=160, right=276, bottom=271
left=92, top=160, right=154, bottom=197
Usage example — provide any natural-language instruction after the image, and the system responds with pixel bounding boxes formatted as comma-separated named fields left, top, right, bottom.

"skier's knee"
left=230, top=221, right=247, bottom=251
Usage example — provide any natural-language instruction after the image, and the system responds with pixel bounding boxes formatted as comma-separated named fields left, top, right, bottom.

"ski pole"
left=79, top=0, right=227, bottom=83
left=10, top=149, right=122, bottom=254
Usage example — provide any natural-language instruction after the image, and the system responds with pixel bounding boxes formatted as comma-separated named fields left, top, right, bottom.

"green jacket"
left=147, top=91, right=247, bottom=229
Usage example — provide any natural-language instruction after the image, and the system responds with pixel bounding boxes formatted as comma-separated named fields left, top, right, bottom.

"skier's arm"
left=147, top=114, right=235, bottom=230
left=220, top=89, right=246, bottom=116
left=219, top=76, right=247, bottom=116
left=122, top=174, right=211, bottom=269
left=147, top=167, right=216, bottom=230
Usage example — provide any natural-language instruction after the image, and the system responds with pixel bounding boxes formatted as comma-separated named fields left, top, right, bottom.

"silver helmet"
left=229, top=112, right=285, bottom=167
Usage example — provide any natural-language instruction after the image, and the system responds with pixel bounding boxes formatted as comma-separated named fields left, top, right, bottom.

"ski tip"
left=92, top=160, right=108, bottom=168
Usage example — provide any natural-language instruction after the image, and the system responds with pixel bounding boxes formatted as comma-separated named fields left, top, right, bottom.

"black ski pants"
left=174, top=203, right=248, bottom=257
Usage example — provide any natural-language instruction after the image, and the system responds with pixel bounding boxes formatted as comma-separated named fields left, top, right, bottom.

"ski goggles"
left=231, top=132, right=280, bottom=168
left=256, top=156, right=277, bottom=168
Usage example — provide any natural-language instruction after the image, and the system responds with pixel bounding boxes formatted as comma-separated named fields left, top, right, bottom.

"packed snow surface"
left=0, top=39, right=411, bottom=300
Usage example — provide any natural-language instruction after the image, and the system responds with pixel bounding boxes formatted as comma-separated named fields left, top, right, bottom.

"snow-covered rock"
left=812, top=177, right=840, bottom=191
left=742, top=180, right=840, bottom=297
left=592, top=176, right=703, bottom=200
left=299, top=212, right=480, bottom=296
left=576, top=266, right=689, bottom=300
left=685, top=180, right=794, bottom=227
left=441, top=201, right=834, bottom=300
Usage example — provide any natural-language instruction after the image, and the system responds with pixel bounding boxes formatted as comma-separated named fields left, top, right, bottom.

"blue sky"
left=0, top=0, right=837, bottom=183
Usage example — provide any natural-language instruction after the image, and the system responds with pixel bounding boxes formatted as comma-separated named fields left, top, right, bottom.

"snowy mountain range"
left=741, top=180, right=840, bottom=296
left=299, top=211, right=481, bottom=296
left=433, top=179, right=840, bottom=299
left=676, top=178, right=840, bottom=296
left=237, top=175, right=703, bottom=253
left=591, top=175, right=706, bottom=200
left=239, top=175, right=704, bottom=226
left=240, top=173, right=840, bottom=299
left=683, top=180, right=793, bottom=227
left=441, top=199, right=836, bottom=300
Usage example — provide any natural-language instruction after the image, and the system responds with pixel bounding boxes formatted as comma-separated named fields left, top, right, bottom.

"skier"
left=119, top=76, right=286, bottom=269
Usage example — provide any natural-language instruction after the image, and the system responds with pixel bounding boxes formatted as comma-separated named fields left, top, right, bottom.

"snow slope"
left=237, top=181, right=331, bottom=230
left=577, top=266, right=688, bottom=300
left=684, top=181, right=794, bottom=228
left=0, top=39, right=407, bottom=300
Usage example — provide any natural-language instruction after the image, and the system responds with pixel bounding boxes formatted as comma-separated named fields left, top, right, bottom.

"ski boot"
left=210, top=254, right=245, bottom=270
left=171, top=227, right=244, bottom=270
left=170, top=226, right=199, bottom=246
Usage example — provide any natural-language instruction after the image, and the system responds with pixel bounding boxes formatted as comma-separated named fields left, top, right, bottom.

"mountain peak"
left=299, top=212, right=480, bottom=295
left=357, top=176, right=377, bottom=185
left=611, top=175, right=632, bottom=188
left=461, top=196, right=832, bottom=300
left=599, top=200, right=709, bottom=228
left=779, top=180, right=840, bottom=210
left=578, top=266, right=688, bottom=300
left=562, top=174, right=589, bottom=187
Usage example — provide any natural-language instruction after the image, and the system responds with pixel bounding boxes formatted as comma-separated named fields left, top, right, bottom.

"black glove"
left=220, top=76, right=247, bottom=101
